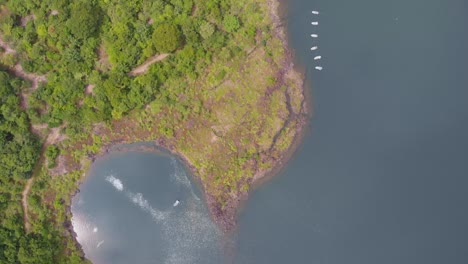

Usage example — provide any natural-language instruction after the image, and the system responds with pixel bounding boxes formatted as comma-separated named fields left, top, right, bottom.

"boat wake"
left=100, top=161, right=221, bottom=263
left=106, top=175, right=169, bottom=221
left=105, top=175, right=124, bottom=191
left=127, top=192, right=169, bottom=221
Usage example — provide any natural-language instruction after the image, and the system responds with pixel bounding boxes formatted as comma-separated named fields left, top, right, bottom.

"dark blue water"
left=73, top=0, right=468, bottom=263
left=234, top=0, right=468, bottom=263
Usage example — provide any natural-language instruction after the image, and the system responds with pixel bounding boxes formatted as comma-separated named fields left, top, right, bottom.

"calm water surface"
left=235, top=0, right=468, bottom=263
left=72, top=150, right=223, bottom=264
left=73, top=0, right=468, bottom=263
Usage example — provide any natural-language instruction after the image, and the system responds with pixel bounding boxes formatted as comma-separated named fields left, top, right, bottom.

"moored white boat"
left=314, top=56, right=322, bottom=60
left=315, top=66, right=323, bottom=71
left=311, top=34, right=318, bottom=38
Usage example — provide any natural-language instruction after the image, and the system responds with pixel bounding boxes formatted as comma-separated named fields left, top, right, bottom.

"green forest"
left=0, top=0, right=305, bottom=262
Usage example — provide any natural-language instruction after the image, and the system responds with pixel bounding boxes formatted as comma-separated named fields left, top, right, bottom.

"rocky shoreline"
left=83, top=0, right=308, bottom=235
left=68, top=3, right=309, bottom=253
left=167, top=0, right=309, bottom=233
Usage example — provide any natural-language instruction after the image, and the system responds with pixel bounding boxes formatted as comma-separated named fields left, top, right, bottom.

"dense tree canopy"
left=0, top=71, right=40, bottom=180
left=66, top=1, right=101, bottom=40
left=153, top=24, right=182, bottom=53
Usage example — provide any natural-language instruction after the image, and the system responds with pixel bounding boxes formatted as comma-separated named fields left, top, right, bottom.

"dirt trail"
left=22, top=124, right=66, bottom=231
left=0, top=37, right=15, bottom=54
left=11, top=64, right=47, bottom=90
left=1, top=35, right=42, bottom=232
left=46, top=126, right=67, bottom=145
left=22, top=178, right=33, bottom=232
left=0, top=35, right=47, bottom=108
left=20, top=14, right=36, bottom=26
left=129, top=54, right=169, bottom=76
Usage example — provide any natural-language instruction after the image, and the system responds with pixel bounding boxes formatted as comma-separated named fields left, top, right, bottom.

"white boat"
left=310, top=46, right=318, bottom=51
left=312, top=11, right=320, bottom=15
left=311, top=22, right=319, bottom=25
left=173, top=200, right=180, bottom=207
left=315, top=66, right=323, bottom=71
left=311, top=34, right=318, bottom=38
left=314, top=56, right=322, bottom=60
left=97, top=240, right=104, bottom=248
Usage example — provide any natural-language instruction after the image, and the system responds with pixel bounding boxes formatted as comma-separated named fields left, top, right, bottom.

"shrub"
left=223, top=15, right=240, bottom=33
left=45, top=145, right=60, bottom=168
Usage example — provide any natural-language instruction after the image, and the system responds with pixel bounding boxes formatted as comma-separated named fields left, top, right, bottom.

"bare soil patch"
left=85, top=84, right=95, bottom=95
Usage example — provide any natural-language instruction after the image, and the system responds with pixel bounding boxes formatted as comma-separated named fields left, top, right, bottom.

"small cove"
left=71, top=148, right=224, bottom=264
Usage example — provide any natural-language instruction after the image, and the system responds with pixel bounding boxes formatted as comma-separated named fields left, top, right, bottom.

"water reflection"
left=72, top=153, right=223, bottom=264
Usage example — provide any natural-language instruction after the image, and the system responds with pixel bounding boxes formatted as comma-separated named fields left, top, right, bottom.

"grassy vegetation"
left=0, top=0, right=306, bottom=262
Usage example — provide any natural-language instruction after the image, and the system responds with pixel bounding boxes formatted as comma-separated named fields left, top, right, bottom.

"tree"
left=153, top=24, right=182, bottom=53
left=67, top=1, right=101, bottom=40
left=199, top=21, right=214, bottom=39
left=223, top=15, right=240, bottom=33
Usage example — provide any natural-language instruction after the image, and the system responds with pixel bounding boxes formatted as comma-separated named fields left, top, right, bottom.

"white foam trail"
left=106, top=175, right=168, bottom=221
left=97, top=240, right=104, bottom=248
left=311, top=34, right=318, bottom=38
left=314, top=56, right=322, bottom=60
left=127, top=192, right=168, bottom=221
left=311, top=22, right=319, bottom=25
left=315, top=66, right=323, bottom=71
left=105, top=175, right=124, bottom=191
left=312, top=10, right=320, bottom=15
left=311, top=46, right=318, bottom=51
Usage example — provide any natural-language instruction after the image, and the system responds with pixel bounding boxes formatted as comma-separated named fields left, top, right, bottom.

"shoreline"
left=67, top=0, right=310, bottom=256
left=70, top=0, right=310, bottom=234
left=206, top=0, right=311, bottom=233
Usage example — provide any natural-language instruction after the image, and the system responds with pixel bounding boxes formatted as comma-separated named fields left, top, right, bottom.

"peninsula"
left=0, top=0, right=307, bottom=262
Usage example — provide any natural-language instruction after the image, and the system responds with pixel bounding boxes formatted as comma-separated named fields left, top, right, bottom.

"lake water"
left=72, top=0, right=468, bottom=263
left=71, top=149, right=224, bottom=264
